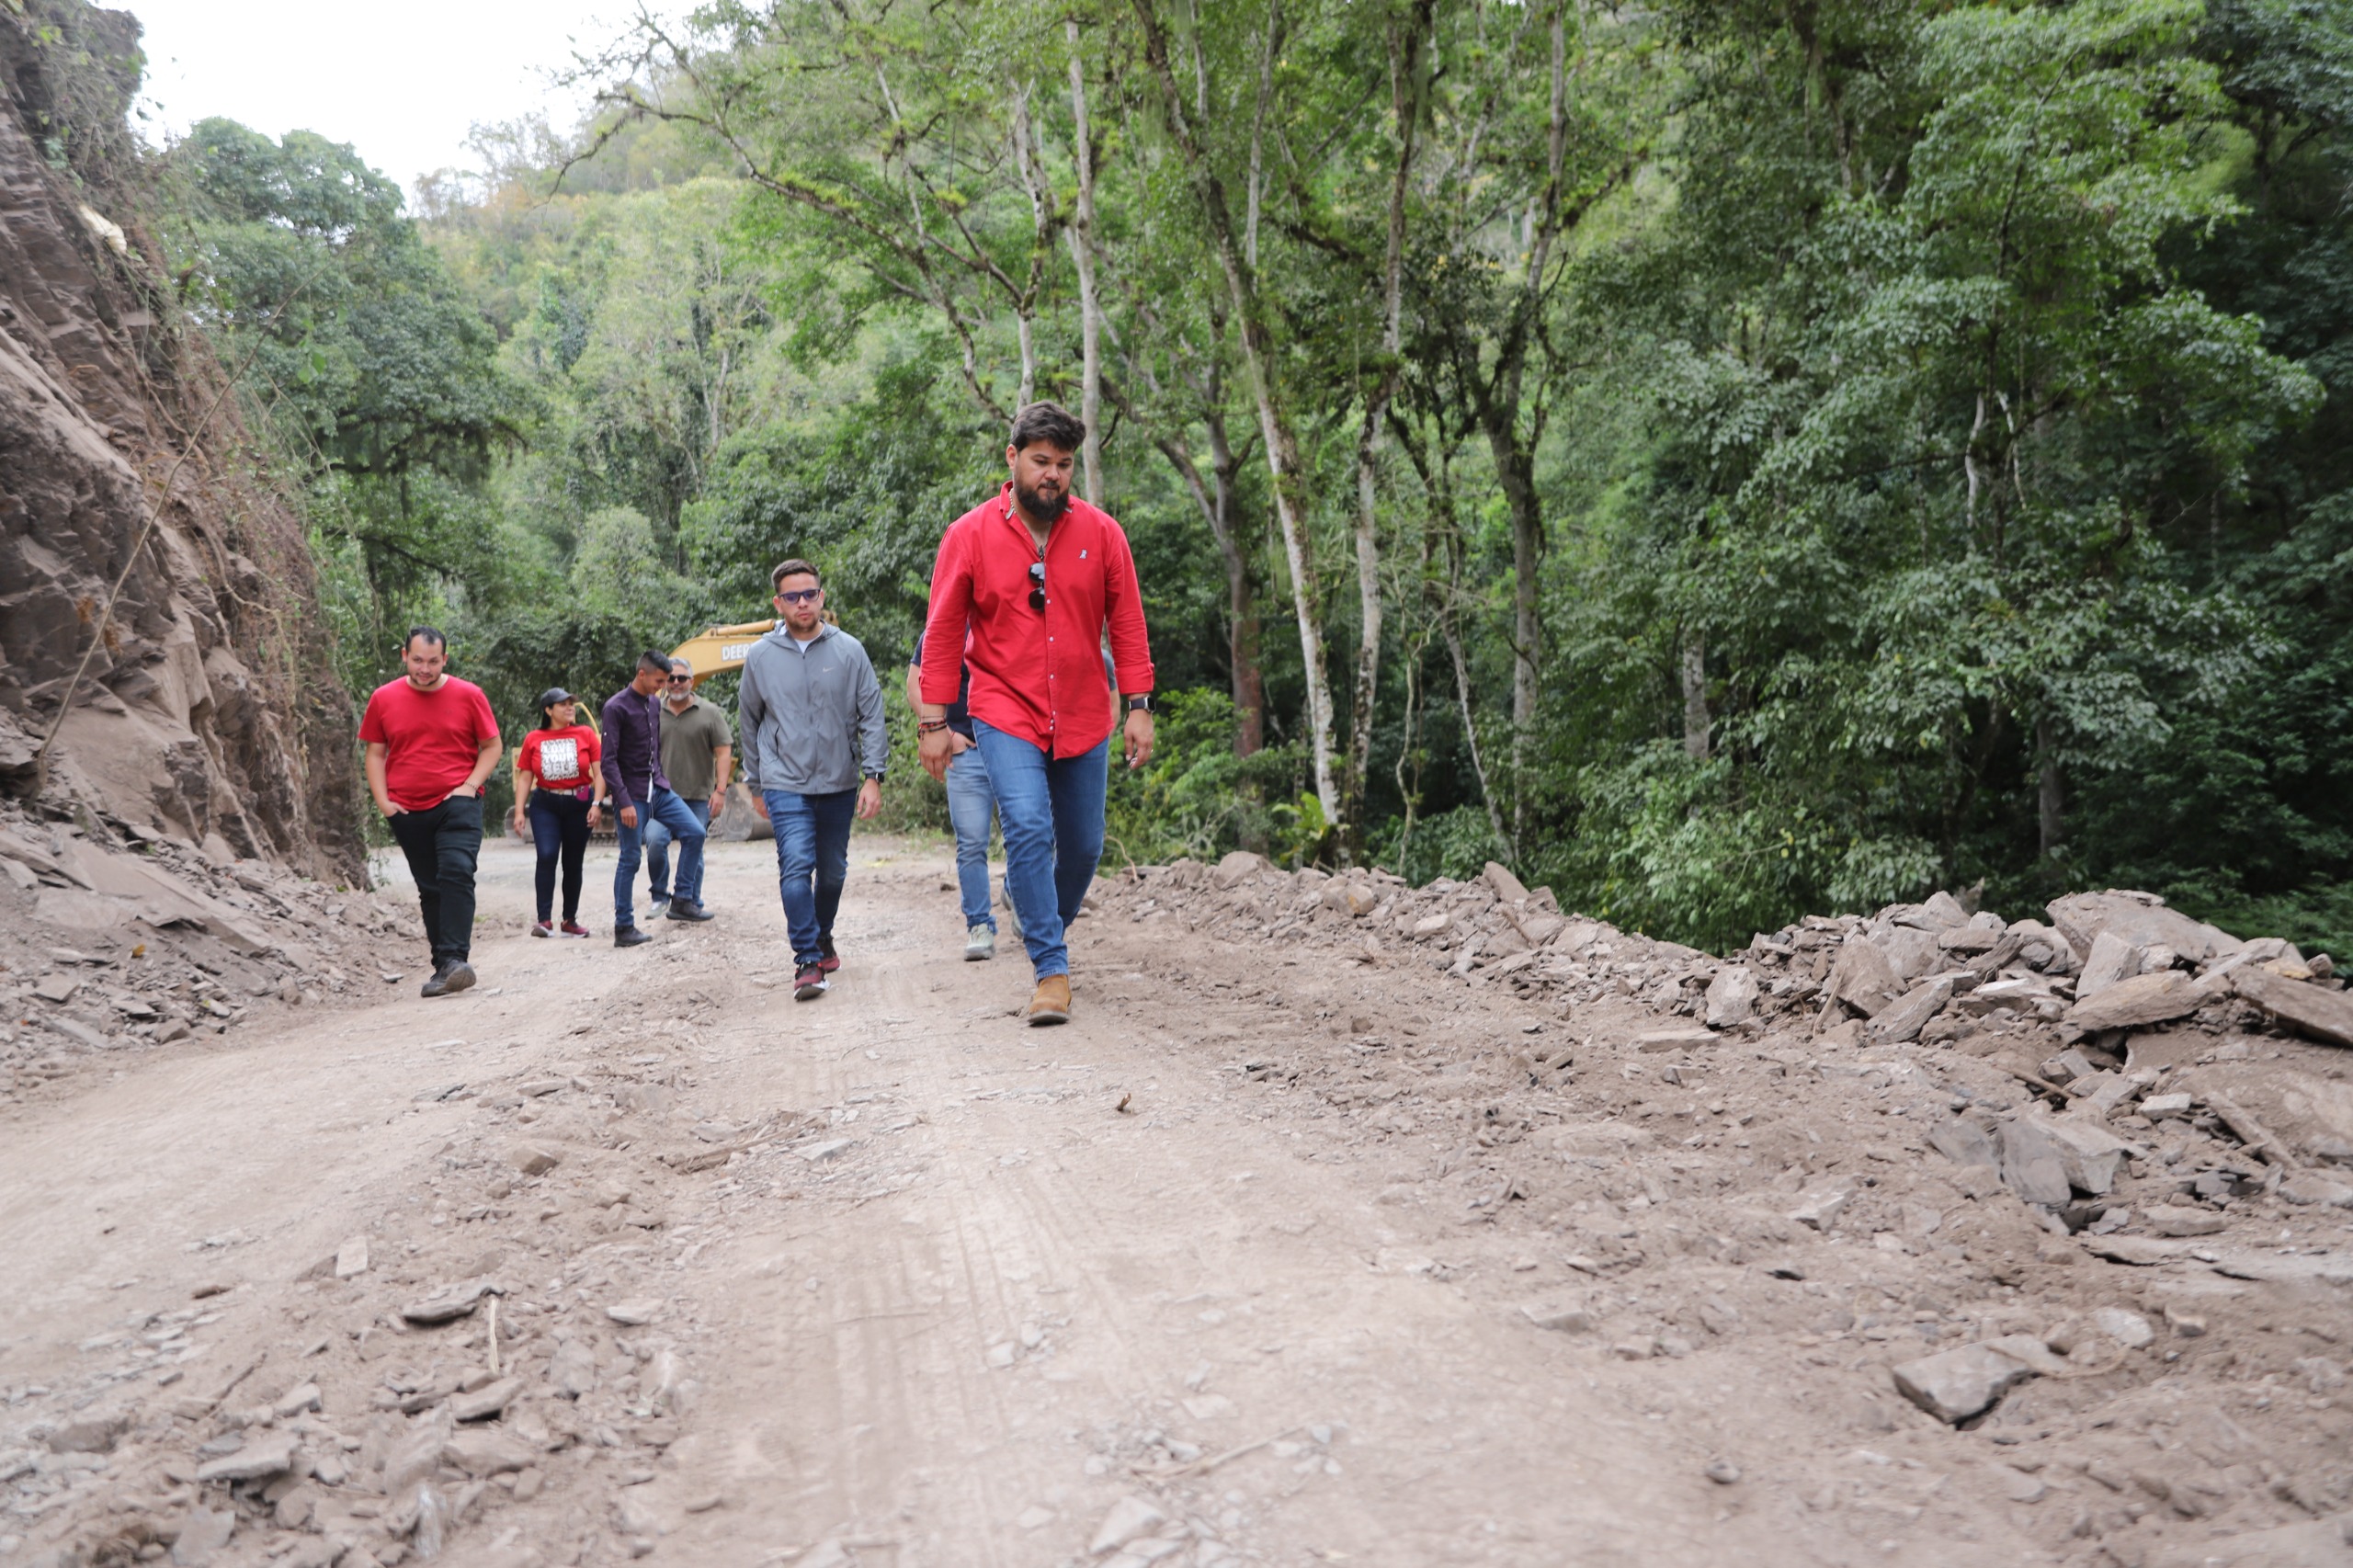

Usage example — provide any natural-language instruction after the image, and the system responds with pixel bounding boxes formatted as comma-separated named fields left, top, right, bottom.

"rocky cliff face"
left=0, top=2, right=360, bottom=880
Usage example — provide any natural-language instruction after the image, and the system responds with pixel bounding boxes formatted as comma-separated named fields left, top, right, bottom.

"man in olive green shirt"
left=645, top=658, right=734, bottom=918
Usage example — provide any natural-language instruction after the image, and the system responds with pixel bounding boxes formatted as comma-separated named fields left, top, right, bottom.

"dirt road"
left=4, top=835, right=2348, bottom=1568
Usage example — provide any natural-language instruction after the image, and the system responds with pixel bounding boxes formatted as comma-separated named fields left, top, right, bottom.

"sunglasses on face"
left=666, top=676, right=692, bottom=685
left=1029, top=561, right=1046, bottom=612
left=778, top=588, right=821, bottom=605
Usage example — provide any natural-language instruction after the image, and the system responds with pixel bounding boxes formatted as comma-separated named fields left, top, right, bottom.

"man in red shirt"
left=359, top=627, right=503, bottom=996
left=918, top=402, right=1155, bottom=1025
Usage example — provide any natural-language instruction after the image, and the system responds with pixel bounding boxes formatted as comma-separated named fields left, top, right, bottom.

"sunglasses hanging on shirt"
left=1028, top=560, right=1046, bottom=612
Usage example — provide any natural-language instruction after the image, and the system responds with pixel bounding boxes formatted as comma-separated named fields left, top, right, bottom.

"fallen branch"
left=2207, top=1092, right=2297, bottom=1170
left=1989, top=1060, right=2074, bottom=1103
left=1149, top=1425, right=1307, bottom=1480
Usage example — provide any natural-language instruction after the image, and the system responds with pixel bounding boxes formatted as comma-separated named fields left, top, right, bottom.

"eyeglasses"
left=1028, top=561, right=1046, bottom=612
left=778, top=587, right=821, bottom=605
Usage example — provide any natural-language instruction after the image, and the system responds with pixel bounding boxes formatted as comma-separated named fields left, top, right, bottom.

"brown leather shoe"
left=1026, top=973, right=1072, bottom=1026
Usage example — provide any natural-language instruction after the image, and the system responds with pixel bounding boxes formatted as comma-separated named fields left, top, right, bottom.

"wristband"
left=917, top=720, right=949, bottom=734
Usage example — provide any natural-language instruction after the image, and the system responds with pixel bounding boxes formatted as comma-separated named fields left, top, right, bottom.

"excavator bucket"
left=667, top=618, right=779, bottom=684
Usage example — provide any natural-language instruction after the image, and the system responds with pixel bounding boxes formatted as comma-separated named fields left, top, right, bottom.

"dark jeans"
left=613, top=788, right=707, bottom=928
left=643, top=796, right=712, bottom=903
left=527, top=790, right=591, bottom=922
left=763, top=788, right=855, bottom=964
left=388, top=794, right=483, bottom=965
left=971, top=720, right=1108, bottom=980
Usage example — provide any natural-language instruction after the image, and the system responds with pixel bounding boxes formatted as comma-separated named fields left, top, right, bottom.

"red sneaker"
left=531, top=920, right=553, bottom=938
left=793, top=962, right=828, bottom=1001
left=559, top=920, right=589, bottom=938
left=817, top=937, right=841, bottom=974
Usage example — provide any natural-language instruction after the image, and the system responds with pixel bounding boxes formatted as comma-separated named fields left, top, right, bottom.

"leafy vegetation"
left=151, top=0, right=2353, bottom=952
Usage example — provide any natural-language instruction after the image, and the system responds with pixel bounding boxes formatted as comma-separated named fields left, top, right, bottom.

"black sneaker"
left=666, top=898, right=714, bottom=922
left=817, top=935, right=840, bottom=974
left=793, top=962, right=827, bottom=1000
left=420, top=960, right=475, bottom=997
left=614, top=925, right=653, bottom=949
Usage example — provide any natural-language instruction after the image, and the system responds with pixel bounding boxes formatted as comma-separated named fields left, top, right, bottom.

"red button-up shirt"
left=920, top=483, right=1154, bottom=756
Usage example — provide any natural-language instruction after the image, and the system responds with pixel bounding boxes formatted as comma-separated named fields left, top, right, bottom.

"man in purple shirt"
left=601, top=651, right=711, bottom=946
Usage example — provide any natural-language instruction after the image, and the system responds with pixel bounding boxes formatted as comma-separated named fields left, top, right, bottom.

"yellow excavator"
left=666, top=617, right=782, bottom=684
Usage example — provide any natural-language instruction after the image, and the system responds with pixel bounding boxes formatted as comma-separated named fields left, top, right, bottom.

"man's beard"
left=1016, top=478, right=1070, bottom=524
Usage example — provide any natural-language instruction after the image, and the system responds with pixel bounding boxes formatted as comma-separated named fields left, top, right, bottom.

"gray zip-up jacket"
left=737, top=622, right=888, bottom=795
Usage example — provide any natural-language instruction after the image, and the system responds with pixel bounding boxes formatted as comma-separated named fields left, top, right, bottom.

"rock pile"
left=0, top=797, right=399, bottom=1100
left=1130, top=855, right=2350, bottom=1060
left=1120, top=855, right=2353, bottom=1201
left=1101, top=853, right=2353, bottom=1487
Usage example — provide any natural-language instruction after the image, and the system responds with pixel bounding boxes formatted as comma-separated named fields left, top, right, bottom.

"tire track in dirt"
left=24, top=836, right=2343, bottom=1568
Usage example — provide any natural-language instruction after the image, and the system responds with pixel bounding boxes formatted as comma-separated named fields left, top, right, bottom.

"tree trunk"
left=1494, top=424, right=1542, bottom=733
left=1103, top=316, right=1267, bottom=758
left=1143, top=412, right=1266, bottom=760
left=1065, top=20, right=1105, bottom=504
left=1472, top=5, right=1570, bottom=824
left=1207, top=408, right=1267, bottom=756
left=1341, top=1, right=1428, bottom=857
left=2036, top=713, right=2063, bottom=858
left=1446, top=586, right=1509, bottom=857
left=1009, top=83, right=1049, bottom=407
left=1681, top=631, right=1710, bottom=760
left=1132, top=0, right=1338, bottom=824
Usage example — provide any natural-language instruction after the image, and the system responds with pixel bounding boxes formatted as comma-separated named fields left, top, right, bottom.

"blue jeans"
left=972, top=720, right=1108, bottom=980
left=943, top=744, right=997, bottom=932
left=763, top=788, right=855, bottom=964
left=643, top=796, right=712, bottom=904
left=614, top=788, right=705, bottom=927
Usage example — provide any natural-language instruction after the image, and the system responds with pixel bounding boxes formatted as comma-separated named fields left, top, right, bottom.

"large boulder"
left=2063, top=970, right=2201, bottom=1031
left=2233, top=967, right=2353, bottom=1049
left=1827, top=936, right=1904, bottom=1016
left=2046, top=891, right=2241, bottom=965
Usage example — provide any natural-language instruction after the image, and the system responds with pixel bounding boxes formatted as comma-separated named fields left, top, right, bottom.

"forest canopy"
left=158, top=0, right=2353, bottom=955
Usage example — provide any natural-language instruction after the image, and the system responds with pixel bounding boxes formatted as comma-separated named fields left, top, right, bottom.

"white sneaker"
left=964, top=925, right=995, bottom=961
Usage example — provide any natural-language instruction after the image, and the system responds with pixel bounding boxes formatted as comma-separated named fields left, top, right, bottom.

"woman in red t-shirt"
left=510, top=688, right=604, bottom=936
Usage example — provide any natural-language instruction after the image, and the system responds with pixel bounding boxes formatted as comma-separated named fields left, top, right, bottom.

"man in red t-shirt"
left=358, top=627, right=503, bottom=996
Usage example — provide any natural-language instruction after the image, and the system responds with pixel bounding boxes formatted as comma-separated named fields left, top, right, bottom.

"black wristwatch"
left=1125, top=694, right=1153, bottom=713
left=864, top=770, right=886, bottom=783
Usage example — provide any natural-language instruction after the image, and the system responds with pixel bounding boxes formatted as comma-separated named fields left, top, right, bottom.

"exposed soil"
left=2, top=836, right=2350, bottom=1568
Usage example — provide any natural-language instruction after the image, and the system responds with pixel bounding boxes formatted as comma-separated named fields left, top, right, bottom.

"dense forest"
left=144, top=0, right=2353, bottom=954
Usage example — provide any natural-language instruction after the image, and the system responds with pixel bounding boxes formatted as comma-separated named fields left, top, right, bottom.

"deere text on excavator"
left=666, top=618, right=781, bottom=684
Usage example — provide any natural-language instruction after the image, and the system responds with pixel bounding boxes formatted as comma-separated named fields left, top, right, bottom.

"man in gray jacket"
left=741, top=558, right=888, bottom=1000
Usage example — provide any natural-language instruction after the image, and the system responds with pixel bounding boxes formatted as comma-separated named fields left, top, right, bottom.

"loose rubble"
left=7, top=837, right=2353, bottom=1566
left=0, top=797, right=403, bottom=1109
left=1089, top=854, right=2353, bottom=1562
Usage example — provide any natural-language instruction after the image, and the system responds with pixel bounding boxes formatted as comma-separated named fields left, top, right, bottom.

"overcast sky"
left=128, top=0, right=637, bottom=198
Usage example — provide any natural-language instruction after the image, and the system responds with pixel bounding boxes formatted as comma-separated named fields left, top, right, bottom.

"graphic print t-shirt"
left=520, top=725, right=601, bottom=799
